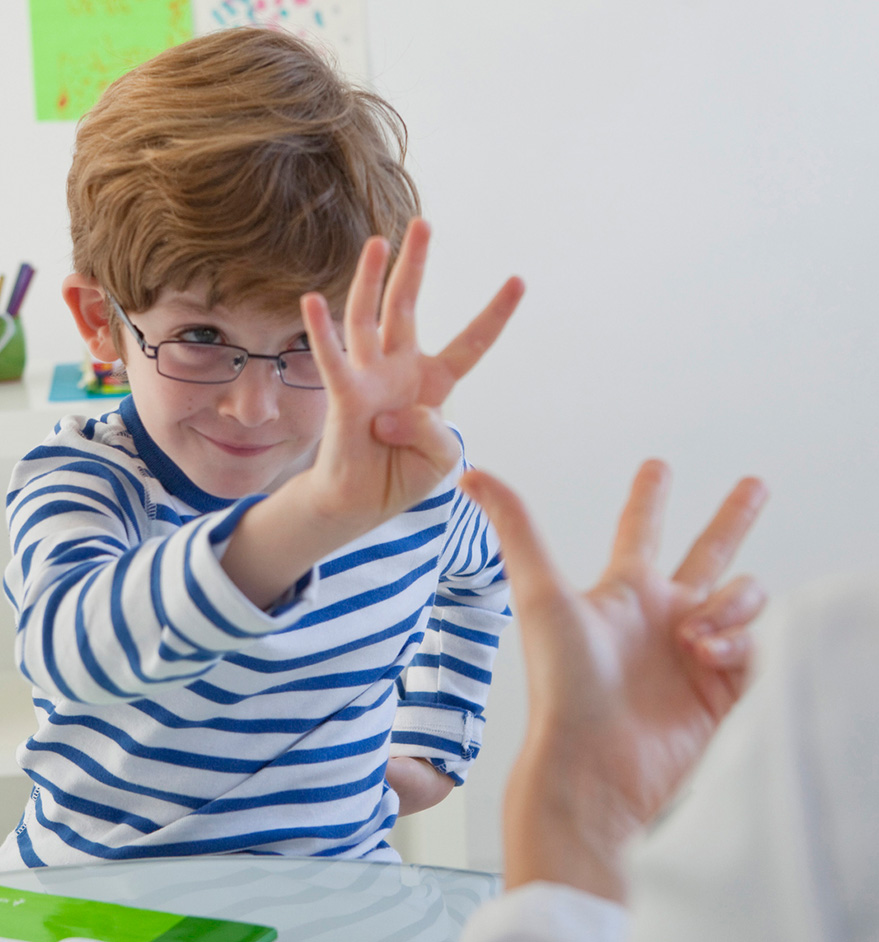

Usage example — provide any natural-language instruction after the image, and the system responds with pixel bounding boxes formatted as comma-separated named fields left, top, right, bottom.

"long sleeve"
left=460, top=883, right=629, bottom=942
left=390, top=463, right=511, bottom=782
left=629, top=571, right=879, bottom=941
left=5, top=415, right=315, bottom=705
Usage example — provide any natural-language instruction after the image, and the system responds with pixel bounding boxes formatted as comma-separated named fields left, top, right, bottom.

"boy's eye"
left=178, top=326, right=224, bottom=345
left=286, top=333, right=312, bottom=353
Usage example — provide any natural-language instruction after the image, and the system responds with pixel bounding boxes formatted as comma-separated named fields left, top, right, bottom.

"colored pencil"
left=7, top=263, right=35, bottom=318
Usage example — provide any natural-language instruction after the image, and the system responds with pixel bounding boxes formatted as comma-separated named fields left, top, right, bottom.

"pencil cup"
left=0, top=314, right=26, bottom=382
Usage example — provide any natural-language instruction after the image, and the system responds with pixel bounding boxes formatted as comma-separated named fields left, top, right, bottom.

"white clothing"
left=462, top=570, right=879, bottom=941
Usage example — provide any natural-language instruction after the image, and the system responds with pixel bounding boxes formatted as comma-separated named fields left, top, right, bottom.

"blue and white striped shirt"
left=0, top=397, right=510, bottom=868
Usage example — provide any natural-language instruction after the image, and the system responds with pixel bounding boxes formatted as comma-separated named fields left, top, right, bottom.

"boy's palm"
left=301, top=219, right=524, bottom=526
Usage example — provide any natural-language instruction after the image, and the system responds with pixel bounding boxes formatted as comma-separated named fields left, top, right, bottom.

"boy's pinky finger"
left=435, top=277, right=525, bottom=386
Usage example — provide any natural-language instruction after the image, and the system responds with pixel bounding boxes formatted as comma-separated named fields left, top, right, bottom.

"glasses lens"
left=277, top=351, right=323, bottom=389
left=156, top=342, right=247, bottom=384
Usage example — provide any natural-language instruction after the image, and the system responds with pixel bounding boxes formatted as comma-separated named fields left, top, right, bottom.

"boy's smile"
left=118, top=287, right=332, bottom=500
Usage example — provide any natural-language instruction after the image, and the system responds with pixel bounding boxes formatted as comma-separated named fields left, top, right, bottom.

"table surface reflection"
left=0, top=855, right=502, bottom=941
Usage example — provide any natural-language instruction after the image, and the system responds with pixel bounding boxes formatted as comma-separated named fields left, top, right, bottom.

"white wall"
left=366, top=0, right=879, bottom=870
left=3, top=0, right=879, bottom=873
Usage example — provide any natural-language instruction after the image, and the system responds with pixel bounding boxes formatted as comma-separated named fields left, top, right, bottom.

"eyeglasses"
left=107, top=295, right=324, bottom=389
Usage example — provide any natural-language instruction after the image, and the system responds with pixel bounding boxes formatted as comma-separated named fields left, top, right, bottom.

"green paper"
left=29, top=0, right=194, bottom=122
left=0, top=884, right=277, bottom=942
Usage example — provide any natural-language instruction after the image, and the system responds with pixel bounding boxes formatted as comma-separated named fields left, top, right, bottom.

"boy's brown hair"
left=67, top=27, right=420, bottom=318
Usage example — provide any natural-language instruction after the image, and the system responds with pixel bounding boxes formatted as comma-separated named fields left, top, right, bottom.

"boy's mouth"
left=199, top=433, right=276, bottom=458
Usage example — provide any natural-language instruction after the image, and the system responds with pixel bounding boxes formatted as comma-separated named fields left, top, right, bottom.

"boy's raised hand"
left=459, top=461, right=768, bottom=901
left=301, top=218, right=524, bottom=529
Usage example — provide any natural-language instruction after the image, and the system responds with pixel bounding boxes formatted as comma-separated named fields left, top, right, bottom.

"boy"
left=0, top=27, right=523, bottom=867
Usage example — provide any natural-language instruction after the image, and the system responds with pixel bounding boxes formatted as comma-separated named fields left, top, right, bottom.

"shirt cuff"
left=390, top=702, right=486, bottom=783
left=459, top=882, right=629, bottom=942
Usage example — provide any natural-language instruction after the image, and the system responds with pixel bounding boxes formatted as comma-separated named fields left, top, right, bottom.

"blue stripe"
left=423, top=617, right=500, bottom=647
left=406, top=489, right=455, bottom=513
left=182, top=522, right=256, bottom=640
left=270, top=730, right=390, bottom=766
left=14, top=452, right=147, bottom=525
left=12, top=501, right=110, bottom=554
left=16, top=818, right=46, bottom=868
left=225, top=608, right=424, bottom=674
left=320, top=524, right=446, bottom=578
left=188, top=660, right=404, bottom=704
left=31, top=793, right=389, bottom=860
left=40, top=705, right=272, bottom=773
left=131, top=678, right=397, bottom=733
left=409, top=652, right=492, bottom=685
left=12, top=483, right=131, bottom=534
left=24, top=739, right=204, bottom=809
left=26, top=768, right=160, bottom=833
left=390, top=730, right=472, bottom=757
left=47, top=535, right=128, bottom=564
left=395, top=690, right=483, bottom=713
left=196, top=763, right=386, bottom=813
left=293, top=556, right=438, bottom=630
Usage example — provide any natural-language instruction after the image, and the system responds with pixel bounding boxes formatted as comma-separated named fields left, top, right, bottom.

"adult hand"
left=459, top=460, right=768, bottom=902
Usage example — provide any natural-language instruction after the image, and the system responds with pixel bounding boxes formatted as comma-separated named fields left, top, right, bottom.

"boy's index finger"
left=609, top=460, right=672, bottom=566
left=673, top=477, right=769, bottom=593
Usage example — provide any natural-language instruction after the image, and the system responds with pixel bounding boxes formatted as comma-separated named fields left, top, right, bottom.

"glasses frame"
left=106, top=294, right=324, bottom=390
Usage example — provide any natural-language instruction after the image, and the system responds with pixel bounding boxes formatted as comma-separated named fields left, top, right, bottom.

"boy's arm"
left=219, top=219, right=524, bottom=609
left=5, top=441, right=313, bottom=703
left=389, top=468, right=511, bottom=811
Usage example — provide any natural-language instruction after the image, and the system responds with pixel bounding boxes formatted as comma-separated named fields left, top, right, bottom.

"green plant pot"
left=0, top=316, right=26, bottom=382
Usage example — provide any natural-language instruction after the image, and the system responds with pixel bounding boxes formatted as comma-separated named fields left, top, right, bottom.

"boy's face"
left=118, top=286, right=332, bottom=499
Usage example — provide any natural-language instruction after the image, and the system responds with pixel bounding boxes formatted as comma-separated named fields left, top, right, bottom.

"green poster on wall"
left=29, top=0, right=194, bottom=122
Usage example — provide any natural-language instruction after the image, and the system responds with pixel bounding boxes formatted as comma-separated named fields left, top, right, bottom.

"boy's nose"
left=216, top=358, right=281, bottom=426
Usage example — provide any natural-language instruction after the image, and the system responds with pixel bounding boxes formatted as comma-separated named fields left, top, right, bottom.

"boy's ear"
left=62, top=273, right=121, bottom=361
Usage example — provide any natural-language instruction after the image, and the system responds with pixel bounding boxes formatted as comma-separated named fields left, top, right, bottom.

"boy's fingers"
left=344, top=235, right=390, bottom=364
left=673, top=478, right=768, bottom=593
left=380, top=218, right=431, bottom=353
left=459, top=468, right=563, bottom=605
left=301, top=293, right=347, bottom=391
left=608, top=460, right=671, bottom=566
left=372, top=406, right=460, bottom=475
left=431, top=276, right=524, bottom=393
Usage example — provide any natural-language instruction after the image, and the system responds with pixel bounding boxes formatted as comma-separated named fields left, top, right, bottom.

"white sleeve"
left=460, top=882, right=629, bottom=942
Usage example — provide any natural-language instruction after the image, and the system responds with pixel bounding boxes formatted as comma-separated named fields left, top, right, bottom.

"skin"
left=63, top=217, right=525, bottom=817
left=459, top=460, right=768, bottom=902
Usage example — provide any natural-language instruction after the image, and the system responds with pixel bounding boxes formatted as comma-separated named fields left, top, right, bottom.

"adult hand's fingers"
left=427, top=276, right=524, bottom=403
left=606, top=460, right=671, bottom=568
left=380, top=218, right=430, bottom=353
left=679, top=574, right=767, bottom=648
left=673, top=478, right=768, bottom=593
left=458, top=468, right=564, bottom=608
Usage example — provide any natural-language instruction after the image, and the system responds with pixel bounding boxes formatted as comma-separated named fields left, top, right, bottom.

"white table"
left=0, top=856, right=501, bottom=941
